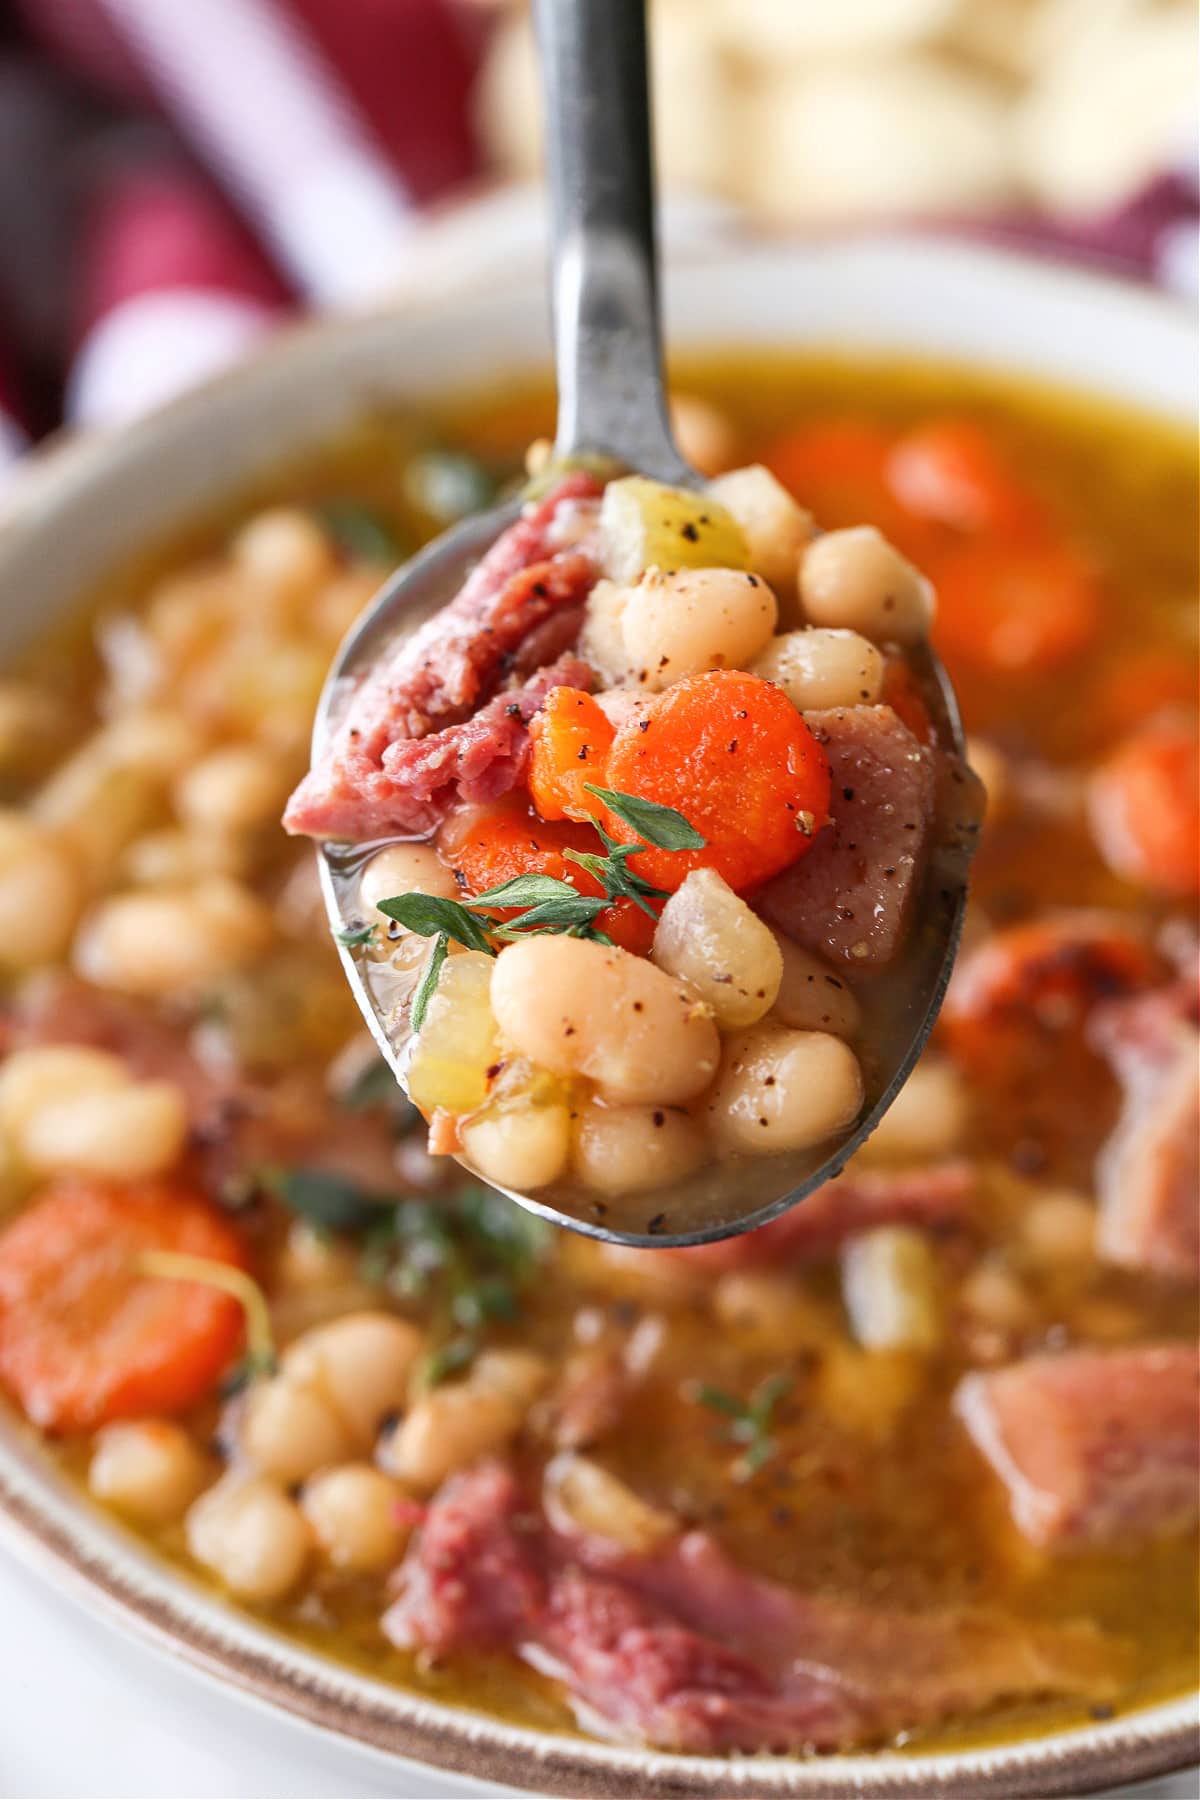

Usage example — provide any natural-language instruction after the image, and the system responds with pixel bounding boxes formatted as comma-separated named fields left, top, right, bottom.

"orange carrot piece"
left=0, top=1181, right=249, bottom=1433
left=602, top=670, right=831, bottom=895
left=940, top=916, right=1160, bottom=1087
left=1087, top=719, right=1200, bottom=897
left=886, top=419, right=1044, bottom=537
left=930, top=539, right=1103, bottom=676
left=764, top=418, right=903, bottom=537
left=527, top=686, right=615, bottom=822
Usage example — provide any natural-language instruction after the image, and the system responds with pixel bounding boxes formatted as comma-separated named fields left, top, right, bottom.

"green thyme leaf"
left=410, top=931, right=448, bottom=1033
left=417, top=1333, right=479, bottom=1388
left=316, top=499, right=407, bottom=564
left=334, top=921, right=376, bottom=948
left=494, top=894, right=608, bottom=934
left=694, top=1383, right=750, bottom=1421
left=472, top=873, right=583, bottom=908
left=265, top=1166, right=393, bottom=1234
left=583, top=783, right=706, bottom=851
left=376, top=892, right=495, bottom=955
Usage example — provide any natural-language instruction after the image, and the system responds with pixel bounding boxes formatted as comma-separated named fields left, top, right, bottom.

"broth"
left=1, top=352, right=1195, bottom=1757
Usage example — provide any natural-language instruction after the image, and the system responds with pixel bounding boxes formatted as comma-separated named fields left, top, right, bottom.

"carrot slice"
left=602, top=670, right=831, bottom=895
left=527, top=686, right=615, bottom=822
left=437, top=793, right=660, bottom=951
left=764, top=418, right=903, bottom=537
left=439, top=793, right=602, bottom=896
left=886, top=419, right=1044, bottom=537
left=1087, top=719, right=1200, bottom=897
left=930, top=539, right=1103, bottom=676
left=0, top=1180, right=249, bottom=1433
left=940, top=916, right=1160, bottom=1087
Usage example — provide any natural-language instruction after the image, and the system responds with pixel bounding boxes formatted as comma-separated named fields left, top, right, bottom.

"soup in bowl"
left=0, top=240, right=1194, bottom=1797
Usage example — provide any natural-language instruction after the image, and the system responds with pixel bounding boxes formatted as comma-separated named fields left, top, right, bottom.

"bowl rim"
left=0, top=229, right=1196, bottom=1799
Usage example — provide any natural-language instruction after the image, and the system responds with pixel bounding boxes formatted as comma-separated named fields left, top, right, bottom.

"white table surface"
left=1, top=1540, right=1194, bottom=1799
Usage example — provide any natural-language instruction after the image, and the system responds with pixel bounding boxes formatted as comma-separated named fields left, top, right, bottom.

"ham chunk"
left=657, top=1162, right=975, bottom=1273
left=285, top=474, right=600, bottom=842
left=955, top=1344, right=1200, bottom=1549
left=386, top=1459, right=1122, bottom=1752
left=759, top=704, right=935, bottom=967
left=1090, top=978, right=1200, bottom=1282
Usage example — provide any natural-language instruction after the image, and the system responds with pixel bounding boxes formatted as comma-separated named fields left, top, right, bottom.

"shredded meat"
left=384, top=1459, right=1122, bottom=1753
left=284, top=474, right=600, bottom=841
left=1089, top=974, right=1200, bottom=1282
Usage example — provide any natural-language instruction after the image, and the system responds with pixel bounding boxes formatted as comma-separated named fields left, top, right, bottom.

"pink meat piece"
left=385, top=1460, right=1120, bottom=1753
left=284, top=473, right=600, bottom=842
left=659, top=1162, right=975, bottom=1273
left=534, top=1566, right=861, bottom=1753
left=760, top=704, right=936, bottom=967
left=382, top=1461, right=543, bottom=1652
left=616, top=1532, right=1119, bottom=1736
left=285, top=651, right=593, bottom=841
left=1090, top=977, right=1200, bottom=1282
left=955, top=1344, right=1200, bottom=1549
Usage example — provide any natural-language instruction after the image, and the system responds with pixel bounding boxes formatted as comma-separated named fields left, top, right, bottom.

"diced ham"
left=386, top=1459, right=1121, bottom=1752
left=285, top=475, right=600, bottom=842
left=759, top=704, right=936, bottom=968
left=533, top=1566, right=861, bottom=1753
left=382, top=1460, right=544, bottom=1652
left=955, top=1344, right=1200, bottom=1549
left=1090, top=978, right=1200, bottom=1282
left=658, top=1162, right=975, bottom=1273
left=285, top=652, right=593, bottom=842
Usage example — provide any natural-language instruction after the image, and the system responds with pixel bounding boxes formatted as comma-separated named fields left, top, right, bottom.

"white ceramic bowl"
left=0, top=235, right=1195, bottom=1799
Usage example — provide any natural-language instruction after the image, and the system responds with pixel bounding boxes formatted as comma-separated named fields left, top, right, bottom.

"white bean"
left=668, top=393, right=736, bottom=478
left=281, top=1311, right=423, bottom=1445
left=276, top=1220, right=360, bottom=1293
left=543, top=1452, right=678, bottom=1553
left=20, top=1080, right=189, bottom=1181
left=621, top=566, right=777, bottom=692
left=471, top=1347, right=552, bottom=1409
left=491, top=937, right=720, bottom=1107
left=0, top=1046, right=129, bottom=1139
left=75, top=877, right=273, bottom=997
left=653, top=868, right=782, bottom=1028
left=571, top=1099, right=706, bottom=1195
left=89, top=1420, right=210, bottom=1525
left=750, top=628, right=884, bottom=711
left=842, top=1226, right=943, bottom=1352
left=174, top=744, right=293, bottom=837
left=712, top=1272, right=835, bottom=1350
left=232, top=508, right=335, bottom=607
left=381, top=1383, right=519, bottom=1493
left=770, top=937, right=862, bottom=1037
left=579, top=579, right=633, bottom=686
left=800, top=526, right=933, bottom=644
left=460, top=1096, right=570, bottom=1190
left=122, top=827, right=244, bottom=886
left=707, top=1023, right=864, bottom=1155
left=300, top=1464, right=408, bottom=1572
left=856, top=1058, right=966, bottom=1165
left=186, top=1472, right=311, bottom=1600
left=707, top=464, right=813, bottom=607
left=1020, top=1191, right=1096, bottom=1270
left=0, top=811, right=80, bottom=969
left=359, top=843, right=459, bottom=921
left=239, top=1374, right=354, bottom=1482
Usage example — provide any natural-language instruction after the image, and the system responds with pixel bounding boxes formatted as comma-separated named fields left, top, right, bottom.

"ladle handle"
left=532, top=0, right=690, bottom=485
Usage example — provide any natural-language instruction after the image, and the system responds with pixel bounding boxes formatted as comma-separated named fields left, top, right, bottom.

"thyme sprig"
left=375, top=786, right=705, bottom=1029
left=691, top=1373, right=794, bottom=1480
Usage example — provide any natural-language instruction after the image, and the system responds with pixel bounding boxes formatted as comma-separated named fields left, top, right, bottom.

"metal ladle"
left=314, top=0, right=978, bottom=1248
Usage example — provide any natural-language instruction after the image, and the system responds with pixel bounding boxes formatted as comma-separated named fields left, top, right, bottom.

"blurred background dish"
left=0, top=0, right=1194, bottom=471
